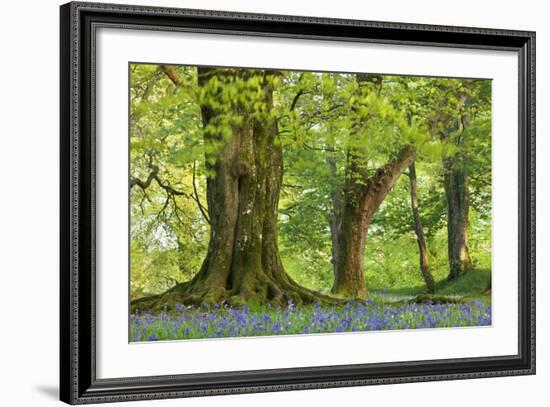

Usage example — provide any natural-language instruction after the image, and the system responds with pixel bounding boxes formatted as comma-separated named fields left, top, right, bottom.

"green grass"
left=370, top=268, right=491, bottom=298
left=281, top=230, right=491, bottom=302
left=436, top=268, right=491, bottom=295
left=282, top=246, right=491, bottom=302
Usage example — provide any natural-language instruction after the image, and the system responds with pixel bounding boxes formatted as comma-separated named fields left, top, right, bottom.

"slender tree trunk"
left=331, top=145, right=416, bottom=297
left=407, top=162, right=436, bottom=293
left=132, top=68, right=333, bottom=311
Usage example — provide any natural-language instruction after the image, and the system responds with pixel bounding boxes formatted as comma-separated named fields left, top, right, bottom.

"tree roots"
left=131, top=273, right=342, bottom=313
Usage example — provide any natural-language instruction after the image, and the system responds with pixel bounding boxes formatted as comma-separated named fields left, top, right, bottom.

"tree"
left=327, top=75, right=417, bottom=297
left=133, top=67, right=333, bottom=310
left=330, top=143, right=415, bottom=297
left=407, top=161, right=435, bottom=292
left=427, top=80, right=490, bottom=280
left=129, top=64, right=209, bottom=299
left=279, top=73, right=418, bottom=297
left=129, top=65, right=492, bottom=308
left=443, top=94, right=472, bottom=280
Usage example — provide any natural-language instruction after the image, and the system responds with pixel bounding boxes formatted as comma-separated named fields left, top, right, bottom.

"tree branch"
left=368, top=144, right=416, bottom=193
left=363, top=144, right=416, bottom=214
left=290, top=89, right=304, bottom=111
left=131, top=164, right=193, bottom=202
left=156, top=194, right=171, bottom=221
left=154, top=176, right=190, bottom=198
left=160, top=65, right=182, bottom=88
left=289, top=73, right=305, bottom=111
left=130, top=165, right=159, bottom=189
left=191, top=161, right=211, bottom=225
left=303, top=142, right=338, bottom=153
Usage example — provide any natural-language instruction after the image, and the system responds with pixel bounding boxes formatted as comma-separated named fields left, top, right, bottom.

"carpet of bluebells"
left=130, top=299, right=491, bottom=342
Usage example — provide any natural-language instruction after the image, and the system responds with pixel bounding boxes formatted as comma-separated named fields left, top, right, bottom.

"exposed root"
left=408, top=294, right=466, bottom=304
left=130, top=273, right=343, bottom=313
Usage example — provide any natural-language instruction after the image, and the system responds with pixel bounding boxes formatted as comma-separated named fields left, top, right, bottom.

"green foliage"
left=281, top=250, right=333, bottom=295
left=436, top=268, right=491, bottom=296
left=130, top=64, right=209, bottom=298
left=130, top=63, right=492, bottom=303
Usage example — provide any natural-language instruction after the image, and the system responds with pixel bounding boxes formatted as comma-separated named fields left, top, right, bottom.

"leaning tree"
left=280, top=73, right=420, bottom=298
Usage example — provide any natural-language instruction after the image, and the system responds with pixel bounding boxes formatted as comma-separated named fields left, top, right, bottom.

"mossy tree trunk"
left=327, top=155, right=343, bottom=289
left=331, top=145, right=416, bottom=298
left=132, top=68, right=333, bottom=311
left=441, top=100, right=472, bottom=281
left=430, top=89, right=473, bottom=281
left=444, top=157, right=472, bottom=280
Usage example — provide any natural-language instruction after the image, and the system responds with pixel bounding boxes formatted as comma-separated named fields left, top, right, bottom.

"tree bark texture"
left=132, top=68, right=334, bottom=311
left=407, top=162, right=436, bottom=293
left=444, top=157, right=472, bottom=279
left=433, top=91, right=472, bottom=281
left=327, top=156, right=343, bottom=286
left=330, top=145, right=416, bottom=297
left=442, top=101, right=472, bottom=280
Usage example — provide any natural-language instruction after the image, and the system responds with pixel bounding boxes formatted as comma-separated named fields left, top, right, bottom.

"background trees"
left=422, top=79, right=492, bottom=280
left=129, top=64, right=492, bottom=307
left=129, top=64, right=208, bottom=298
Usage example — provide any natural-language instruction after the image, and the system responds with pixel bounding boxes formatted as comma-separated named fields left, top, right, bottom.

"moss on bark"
left=131, top=68, right=339, bottom=313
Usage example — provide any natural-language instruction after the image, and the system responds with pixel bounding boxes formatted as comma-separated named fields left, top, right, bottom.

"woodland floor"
left=130, top=269, right=491, bottom=342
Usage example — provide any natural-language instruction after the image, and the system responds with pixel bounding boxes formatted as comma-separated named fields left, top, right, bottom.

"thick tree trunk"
left=444, top=159, right=472, bottom=280
left=407, top=162, right=436, bottom=293
left=331, top=199, right=369, bottom=298
left=331, top=145, right=416, bottom=297
left=132, top=68, right=334, bottom=311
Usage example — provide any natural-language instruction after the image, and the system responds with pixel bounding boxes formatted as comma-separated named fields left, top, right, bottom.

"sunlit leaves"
left=130, top=64, right=209, bottom=296
left=129, top=62, right=492, bottom=297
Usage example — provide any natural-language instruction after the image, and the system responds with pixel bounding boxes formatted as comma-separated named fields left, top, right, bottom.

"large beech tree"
left=133, top=67, right=332, bottom=310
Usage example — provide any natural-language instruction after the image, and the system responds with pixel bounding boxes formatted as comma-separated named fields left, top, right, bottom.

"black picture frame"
left=60, top=1, right=536, bottom=404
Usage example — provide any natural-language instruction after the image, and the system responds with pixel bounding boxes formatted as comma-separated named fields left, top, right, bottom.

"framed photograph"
left=60, top=1, right=535, bottom=404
